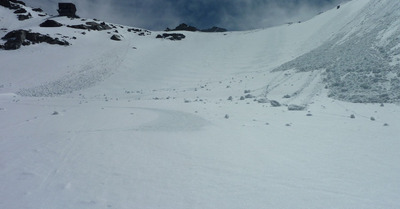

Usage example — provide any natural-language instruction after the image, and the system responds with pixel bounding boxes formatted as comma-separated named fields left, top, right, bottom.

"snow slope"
left=1, top=0, right=400, bottom=208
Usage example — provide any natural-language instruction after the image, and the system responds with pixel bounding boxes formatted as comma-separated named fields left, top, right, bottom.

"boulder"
left=1, top=30, right=26, bottom=50
left=40, top=20, right=63, bottom=27
left=288, top=104, right=306, bottom=111
left=57, top=3, right=78, bottom=18
left=32, top=8, right=43, bottom=12
left=110, top=34, right=121, bottom=41
left=270, top=100, right=281, bottom=107
left=17, top=13, right=31, bottom=21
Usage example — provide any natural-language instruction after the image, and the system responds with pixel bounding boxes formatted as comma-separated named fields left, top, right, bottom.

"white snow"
left=1, top=0, right=400, bottom=209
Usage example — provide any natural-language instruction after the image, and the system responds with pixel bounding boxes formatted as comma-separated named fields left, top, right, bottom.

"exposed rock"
left=244, top=94, right=255, bottom=99
left=2, top=30, right=26, bottom=50
left=40, top=20, right=63, bottom=27
left=32, top=8, right=43, bottom=12
left=67, top=22, right=112, bottom=31
left=257, top=98, right=268, bottom=103
left=13, top=7, right=25, bottom=13
left=156, top=33, right=186, bottom=41
left=86, top=22, right=112, bottom=30
left=57, top=3, right=78, bottom=18
left=288, top=104, right=306, bottom=111
left=270, top=100, right=281, bottom=107
left=1, top=29, right=69, bottom=50
left=0, top=0, right=11, bottom=8
left=110, top=34, right=121, bottom=41
left=17, top=13, right=31, bottom=21
left=166, top=23, right=198, bottom=32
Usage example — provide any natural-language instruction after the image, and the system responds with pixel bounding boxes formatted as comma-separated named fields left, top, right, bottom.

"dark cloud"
left=28, top=0, right=345, bottom=31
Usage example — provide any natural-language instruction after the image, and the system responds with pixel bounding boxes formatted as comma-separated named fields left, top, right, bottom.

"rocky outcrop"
left=1, top=30, right=69, bottom=50
left=67, top=22, right=112, bottom=31
left=110, top=34, right=121, bottom=41
left=166, top=23, right=198, bottom=32
left=0, top=0, right=11, bottom=8
left=17, top=13, right=31, bottom=21
left=13, top=7, right=26, bottom=13
left=156, top=33, right=186, bottom=41
left=166, top=23, right=227, bottom=33
left=40, top=20, right=63, bottom=27
left=57, top=3, right=78, bottom=18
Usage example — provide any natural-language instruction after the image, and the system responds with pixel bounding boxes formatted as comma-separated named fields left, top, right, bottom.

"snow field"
left=1, top=0, right=400, bottom=208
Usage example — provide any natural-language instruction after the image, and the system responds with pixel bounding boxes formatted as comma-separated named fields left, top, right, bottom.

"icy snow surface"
left=1, top=0, right=400, bottom=208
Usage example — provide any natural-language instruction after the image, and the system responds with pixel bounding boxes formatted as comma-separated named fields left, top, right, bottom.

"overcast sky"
left=28, top=0, right=345, bottom=31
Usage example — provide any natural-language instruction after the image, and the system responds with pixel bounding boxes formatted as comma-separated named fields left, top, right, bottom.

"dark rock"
left=270, top=100, right=281, bottom=107
left=67, top=22, right=111, bottom=31
left=337, top=5, right=340, bottom=9
left=257, top=98, right=268, bottom=103
left=244, top=94, right=255, bottom=99
left=1, top=30, right=26, bottom=50
left=32, top=8, right=43, bottom=12
left=1, top=29, right=69, bottom=50
left=288, top=104, right=306, bottom=111
left=201, top=26, right=227, bottom=32
left=57, top=3, right=78, bottom=18
left=167, top=23, right=198, bottom=32
left=40, top=20, right=63, bottom=27
left=110, top=34, right=121, bottom=41
left=156, top=33, right=186, bottom=41
left=17, top=13, right=31, bottom=21
left=86, top=21, right=112, bottom=30
left=13, top=7, right=26, bottom=13
left=0, top=0, right=11, bottom=8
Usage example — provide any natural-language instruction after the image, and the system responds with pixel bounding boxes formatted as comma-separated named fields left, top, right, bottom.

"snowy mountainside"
left=1, top=0, right=400, bottom=209
left=275, top=0, right=400, bottom=103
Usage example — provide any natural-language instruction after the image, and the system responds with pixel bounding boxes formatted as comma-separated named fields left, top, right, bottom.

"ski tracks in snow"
left=262, top=69, right=324, bottom=106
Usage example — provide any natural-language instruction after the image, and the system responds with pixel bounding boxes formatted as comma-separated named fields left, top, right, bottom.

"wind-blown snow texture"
left=275, top=0, right=400, bottom=103
left=1, top=0, right=400, bottom=209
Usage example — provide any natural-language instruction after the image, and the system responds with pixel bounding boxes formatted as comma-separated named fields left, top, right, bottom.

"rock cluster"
left=156, top=33, right=186, bottom=41
left=1, top=30, right=69, bottom=50
left=0, top=0, right=33, bottom=21
left=67, top=22, right=112, bottom=31
left=166, top=23, right=227, bottom=33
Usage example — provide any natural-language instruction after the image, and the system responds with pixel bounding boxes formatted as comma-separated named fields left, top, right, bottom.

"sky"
left=28, top=0, right=345, bottom=31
